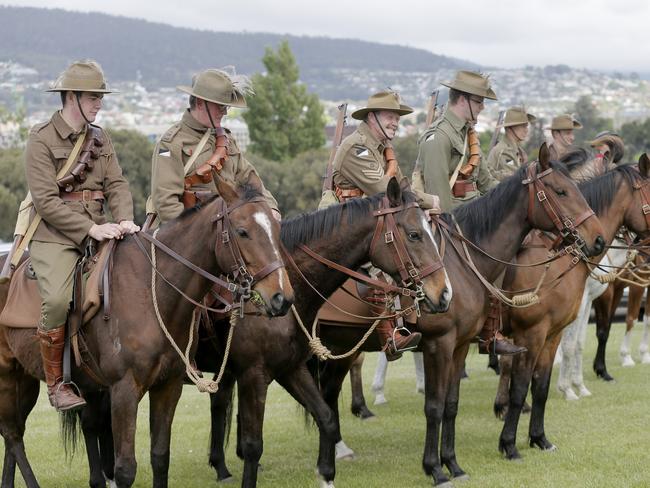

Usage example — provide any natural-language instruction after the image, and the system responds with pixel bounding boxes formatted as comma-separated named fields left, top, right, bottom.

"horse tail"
left=60, top=409, right=82, bottom=461
left=223, top=385, right=235, bottom=448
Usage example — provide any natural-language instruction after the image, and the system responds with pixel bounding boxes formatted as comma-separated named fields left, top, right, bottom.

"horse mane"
left=450, top=161, right=569, bottom=243
left=578, top=164, right=641, bottom=216
left=281, top=191, right=418, bottom=252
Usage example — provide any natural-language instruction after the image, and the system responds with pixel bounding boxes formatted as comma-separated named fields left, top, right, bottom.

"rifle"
left=322, top=103, right=348, bottom=193
left=489, top=110, right=506, bottom=152
left=425, top=90, right=440, bottom=127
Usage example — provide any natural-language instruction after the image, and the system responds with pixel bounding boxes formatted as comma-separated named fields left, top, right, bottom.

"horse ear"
left=214, top=171, right=239, bottom=205
left=386, top=176, right=402, bottom=207
left=399, top=176, right=412, bottom=192
left=639, top=153, right=650, bottom=178
left=538, top=142, right=550, bottom=171
left=245, top=170, right=264, bottom=192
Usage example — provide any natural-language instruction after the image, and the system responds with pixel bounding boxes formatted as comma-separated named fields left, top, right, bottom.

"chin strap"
left=74, top=92, right=92, bottom=125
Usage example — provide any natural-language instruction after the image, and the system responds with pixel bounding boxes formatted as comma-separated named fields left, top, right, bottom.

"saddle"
left=0, top=240, right=115, bottom=329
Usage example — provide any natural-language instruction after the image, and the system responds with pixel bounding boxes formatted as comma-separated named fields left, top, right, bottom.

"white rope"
left=150, top=229, right=235, bottom=393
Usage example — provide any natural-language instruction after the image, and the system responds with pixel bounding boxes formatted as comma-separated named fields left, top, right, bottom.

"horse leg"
left=499, top=331, right=544, bottom=460
left=208, top=371, right=236, bottom=482
left=371, top=352, right=389, bottom=405
left=421, top=339, right=453, bottom=486
left=640, top=288, right=650, bottom=364
left=528, top=335, right=562, bottom=451
left=573, top=309, right=592, bottom=397
left=413, top=352, right=425, bottom=394
left=621, top=284, right=643, bottom=367
left=0, top=370, right=40, bottom=488
left=81, top=391, right=114, bottom=488
left=557, top=322, right=579, bottom=401
left=349, top=353, right=374, bottom=419
left=148, top=380, right=184, bottom=488
left=237, top=367, right=271, bottom=488
left=318, top=356, right=357, bottom=461
left=493, top=355, right=512, bottom=420
left=277, top=365, right=337, bottom=487
left=593, top=282, right=619, bottom=381
left=110, top=377, right=144, bottom=488
left=440, top=343, right=471, bottom=481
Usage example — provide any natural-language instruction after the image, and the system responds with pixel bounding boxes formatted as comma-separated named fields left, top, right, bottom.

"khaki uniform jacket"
left=24, top=111, right=134, bottom=249
left=417, top=109, right=497, bottom=212
left=331, top=122, right=435, bottom=208
left=151, top=110, right=278, bottom=223
left=486, top=136, right=526, bottom=181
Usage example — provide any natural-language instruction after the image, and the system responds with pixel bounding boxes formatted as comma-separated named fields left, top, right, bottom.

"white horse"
left=371, top=351, right=425, bottom=405
left=618, top=281, right=650, bottom=367
left=555, top=243, right=629, bottom=400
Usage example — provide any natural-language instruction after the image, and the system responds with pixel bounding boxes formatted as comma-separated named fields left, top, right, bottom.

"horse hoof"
left=361, top=414, right=377, bottom=422
left=335, top=441, right=356, bottom=461
left=558, top=386, right=579, bottom=401
left=416, top=385, right=425, bottom=394
left=435, top=481, right=454, bottom=488
left=374, top=394, right=387, bottom=405
left=641, top=353, right=650, bottom=364
left=217, top=475, right=236, bottom=484
left=577, top=385, right=592, bottom=397
left=317, top=474, right=335, bottom=488
left=543, top=444, right=558, bottom=452
left=107, top=480, right=117, bottom=488
left=621, top=355, right=635, bottom=367
left=454, top=473, right=470, bottom=482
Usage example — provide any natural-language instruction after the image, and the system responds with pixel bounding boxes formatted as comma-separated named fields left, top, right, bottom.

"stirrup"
left=391, top=326, right=419, bottom=354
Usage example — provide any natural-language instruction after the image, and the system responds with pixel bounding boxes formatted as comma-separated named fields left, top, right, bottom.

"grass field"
left=2, top=323, right=649, bottom=487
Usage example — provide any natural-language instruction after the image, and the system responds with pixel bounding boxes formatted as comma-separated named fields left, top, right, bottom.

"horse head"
left=527, top=143, right=605, bottom=257
left=368, top=177, right=452, bottom=314
left=213, top=171, right=294, bottom=317
left=622, top=153, right=650, bottom=240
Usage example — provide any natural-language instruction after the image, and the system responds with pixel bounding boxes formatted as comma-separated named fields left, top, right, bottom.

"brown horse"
left=193, top=177, right=450, bottom=488
left=495, top=157, right=650, bottom=461
left=0, top=173, right=294, bottom=488
left=310, top=148, right=607, bottom=486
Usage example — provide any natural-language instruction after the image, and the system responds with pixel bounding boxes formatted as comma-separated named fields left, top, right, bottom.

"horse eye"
left=236, top=228, right=249, bottom=238
left=555, top=189, right=567, bottom=197
left=407, top=231, right=421, bottom=241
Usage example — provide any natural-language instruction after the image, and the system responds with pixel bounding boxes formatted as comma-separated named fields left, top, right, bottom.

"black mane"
left=281, top=191, right=418, bottom=252
left=579, top=164, right=641, bottom=215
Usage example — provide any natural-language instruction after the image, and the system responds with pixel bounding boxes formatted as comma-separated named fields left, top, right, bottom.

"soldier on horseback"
left=486, top=106, right=536, bottom=181
left=320, top=90, right=437, bottom=360
left=25, top=60, right=139, bottom=411
left=547, top=113, right=583, bottom=161
left=415, top=70, right=525, bottom=355
left=148, top=68, right=279, bottom=225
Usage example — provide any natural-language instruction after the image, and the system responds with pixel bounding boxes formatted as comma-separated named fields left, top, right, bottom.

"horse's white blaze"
left=420, top=214, right=452, bottom=301
left=253, top=211, right=283, bottom=291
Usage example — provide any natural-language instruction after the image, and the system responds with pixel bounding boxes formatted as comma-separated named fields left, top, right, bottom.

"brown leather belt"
left=60, top=190, right=105, bottom=202
left=451, top=180, right=477, bottom=198
left=335, top=186, right=363, bottom=201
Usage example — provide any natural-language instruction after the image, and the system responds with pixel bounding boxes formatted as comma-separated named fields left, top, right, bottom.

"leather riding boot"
left=478, top=298, right=527, bottom=356
left=376, top=319, right=422, bottom=361
left=38, top=326, right=86, bottom=411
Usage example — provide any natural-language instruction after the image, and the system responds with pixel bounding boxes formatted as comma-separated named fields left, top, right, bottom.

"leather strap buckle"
left=384, top=231, right=394, bottom=244
left=222, top=231, right=230, bottom=244
left=536, top=190, right=547, bottom=202
left=643, top=204, right=650, bottom=215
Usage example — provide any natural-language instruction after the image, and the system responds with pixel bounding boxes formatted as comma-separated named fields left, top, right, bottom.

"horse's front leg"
left=208, top=370, right=236, bottom=482
left=349, top=352, right=374, bottom=419
left=111, top=375, right=145, bottom=488
left=421, top=337, right=453, bottom=486
left=277, top=364, right=338, bottom=487
left=81, top=391, right=114, bottom=488
left=529, top=335, right=562, bottom=451
left=498, top=329, right=545, bottom=460
left=592, top=283, right=618, bottom=381
left=237, top=366, right=270, bottom=488
left=440, top=343, right=471, bottom=481
left=148, top=378, right=184, bottom=488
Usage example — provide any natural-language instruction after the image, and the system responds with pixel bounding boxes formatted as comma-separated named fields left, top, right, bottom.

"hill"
left=0, top=6, right=478, bottom=99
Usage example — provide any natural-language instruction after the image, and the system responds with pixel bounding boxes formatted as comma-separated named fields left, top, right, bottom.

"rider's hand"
left=119, top=220, right=140, bottom=235
left=88, top=223, right=124, bottom=241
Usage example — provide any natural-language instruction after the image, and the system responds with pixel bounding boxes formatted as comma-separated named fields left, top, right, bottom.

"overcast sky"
left=7, top=0, right=649, bottom=72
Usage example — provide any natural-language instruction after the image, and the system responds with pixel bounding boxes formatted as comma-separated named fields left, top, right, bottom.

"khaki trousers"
left=29, top=241, right=80, bottom=330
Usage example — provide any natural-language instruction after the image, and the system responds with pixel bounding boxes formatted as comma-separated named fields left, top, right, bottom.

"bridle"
left=522, top=162, right=596, bottom=254
left=134, top=196, right=285, bottom=314
left=288, top=195, right=445, bottom=316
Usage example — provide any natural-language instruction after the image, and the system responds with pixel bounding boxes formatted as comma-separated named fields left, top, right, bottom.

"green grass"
left=2, top=324, right=650, bottom=487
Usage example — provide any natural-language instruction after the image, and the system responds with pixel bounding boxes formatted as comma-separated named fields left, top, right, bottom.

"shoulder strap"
left=183, top=130, right=211, bottom=176
left=448, top=130, right=469, bottom=189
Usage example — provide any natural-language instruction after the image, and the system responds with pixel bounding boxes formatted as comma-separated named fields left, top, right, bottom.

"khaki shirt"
left=330, top=122, right=435, bottom=209
left=24, top=111, right=134, bottom=248
left=150, top=110, right=279, bottom=223
left=486, top=136, right=526, bottom=181
left=417, top=109, right=497, bottom=212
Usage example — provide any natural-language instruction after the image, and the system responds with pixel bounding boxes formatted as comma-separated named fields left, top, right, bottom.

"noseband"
left=523, top=163, right=595, bottom=253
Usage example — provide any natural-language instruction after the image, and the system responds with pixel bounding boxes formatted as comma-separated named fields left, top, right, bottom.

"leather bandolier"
left=182, top=128, right=228, bottom=208
left=451, top=127, right=481, bottom=198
